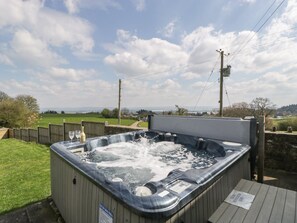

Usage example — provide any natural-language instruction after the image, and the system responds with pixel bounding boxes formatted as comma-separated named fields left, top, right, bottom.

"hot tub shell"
left=50, top=116, right=256, bottom=223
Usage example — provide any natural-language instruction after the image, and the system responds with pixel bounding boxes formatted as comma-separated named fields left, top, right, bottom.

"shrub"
left=277, top=117, right=297, bottom=131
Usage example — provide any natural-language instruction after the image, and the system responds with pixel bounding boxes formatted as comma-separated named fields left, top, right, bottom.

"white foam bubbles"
left=81, top=138, right=215, bottom=189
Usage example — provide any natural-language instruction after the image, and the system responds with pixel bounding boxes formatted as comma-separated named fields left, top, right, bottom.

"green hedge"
left=276, top=117, right=297, bottom=131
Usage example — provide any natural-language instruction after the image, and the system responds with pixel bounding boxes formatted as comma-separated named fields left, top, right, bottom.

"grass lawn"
left=35, top=113, right=136, bottom=128
left=139, top=121, right=148, bottom=128
left=0, top=139, right=50, bottom=214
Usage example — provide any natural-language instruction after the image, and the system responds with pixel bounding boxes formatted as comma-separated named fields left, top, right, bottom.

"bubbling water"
left=79, top=137, right=217, bottom=191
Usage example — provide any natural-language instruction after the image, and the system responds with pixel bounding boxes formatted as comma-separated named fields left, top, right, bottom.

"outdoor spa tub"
left=50, top=116, right=257, bottom=223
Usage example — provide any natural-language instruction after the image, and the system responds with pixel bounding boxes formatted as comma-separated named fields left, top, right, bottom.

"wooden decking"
left=208, top=179, right=297, bottom=223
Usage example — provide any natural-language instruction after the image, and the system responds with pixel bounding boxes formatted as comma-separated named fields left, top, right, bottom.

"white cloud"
left=0, top=0, right=40, bottom=28
left=120, top=78, right=189, bottom=107
left=10, top=29, right=65, bottom=67
left=64, top=0, right=79, bottom=14
left=0, top=0, right=94, bottom=54
left=48, top=67, right=97, bottom=81
left=0, top=53, right=14, bottom=66
left=104, top=29, right=188, bottom=78
left=0, top=76, right=116, bottom=108
left=131, top=0, right=146, bottom=12
left=181, top=72, right=201, bottom=80
left=103, top=0, right=297, bottom=107
left=240, top=0, right=256, bottom=4
left=36, top=9, right=94, bottom=52
left=159, top=20, right=177, bottom=38
left=63, top=0, right=121, bottom=13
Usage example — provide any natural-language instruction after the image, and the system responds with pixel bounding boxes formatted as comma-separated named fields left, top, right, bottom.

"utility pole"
left=217, top=49, right=224, bottom=117
left=118, top=79, right=121, bottom=125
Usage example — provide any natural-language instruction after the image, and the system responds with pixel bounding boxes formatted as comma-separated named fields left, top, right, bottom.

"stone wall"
left=265, top=132, right=297, bottom=172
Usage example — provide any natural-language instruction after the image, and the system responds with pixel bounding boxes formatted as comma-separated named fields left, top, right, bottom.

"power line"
left=122, top=57, right=217, bottom=81
left=227, top=35, right=297, bottom=59
left=229, top=0, right=287, bottom=62
left=224, top=81, right=232, bottom=107
left=228, top=0, right=277, bottom=61
left=192, top=55, right=220, bottom=111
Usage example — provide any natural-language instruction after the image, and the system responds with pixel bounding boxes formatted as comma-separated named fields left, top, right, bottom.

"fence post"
left=63, top=122, right=66, bottom=141
left=37, top=127, right=40, bottom=144
left=257, top=116, right=265, bottom=183
left=49, top=124, right=52, bottom=144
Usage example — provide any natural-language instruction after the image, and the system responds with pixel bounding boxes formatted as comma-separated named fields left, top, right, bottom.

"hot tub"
left=50, top=116, right=256, bottom=223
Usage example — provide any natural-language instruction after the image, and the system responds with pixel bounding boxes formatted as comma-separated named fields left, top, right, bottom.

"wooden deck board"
left=209, top=179, right=297, bottom=223
left=269, top=188, right=287, bottom=223
left=282, top=189, right=296, bottom=223
left=208, top=179, right=247, bottom=223
left=219, top=179, right=254, bottom=223
left=229, top=180, right=260, bottom=223
left=255, top=186, right=278, bottom=223
left=243, top=184, right=269, bottom=223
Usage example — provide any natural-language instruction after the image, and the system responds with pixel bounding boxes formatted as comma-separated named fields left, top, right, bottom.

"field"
left=35, top=113, right=137, bottom=128
left=270, top=116, right=297, bottom=132
left=0, top=139, right=50, bottom=214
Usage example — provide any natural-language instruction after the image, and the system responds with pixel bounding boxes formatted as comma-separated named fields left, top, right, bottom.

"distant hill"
left=276, top=104, right=297, bottom=115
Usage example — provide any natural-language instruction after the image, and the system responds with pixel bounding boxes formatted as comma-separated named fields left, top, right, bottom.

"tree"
left=101, top=108, right=111, bottom=118
left=0, top=92, right=40, bottom=128
left=250, top=97, right=276, bottom=117
left=15, top=94, right=39, bottom=113
left=0, top=91, right=10, bottom=102
left=111, top=108, right=119, bottom=118
left=121, top=108, right=130, bottom=116
left=175, top=105, right=188, bottom=115
left=223, top=102, right=253, bottom=118
left=0, top=99, right=27, bottom=128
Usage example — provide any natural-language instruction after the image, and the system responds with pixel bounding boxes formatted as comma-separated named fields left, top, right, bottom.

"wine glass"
left=69, top=131, right=74, bottom=143
left=75, top=130, right=81, bottom=142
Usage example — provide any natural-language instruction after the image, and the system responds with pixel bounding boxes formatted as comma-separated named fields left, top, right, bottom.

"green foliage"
left=101, top=108, right=111, bottom=118
left=0, top=92, right=40, bottom=128
left=275, top=117, right=297, bottom=131
left=100, top=108, right=120, bottom=118
left=0, top=139, right=50, bottom=214
left=15, top=95, right=40, bottom=113
left=0, top=99, right=28, bottom=128
left=43, top=110, right=58, bottom=114
left=138, top=121, right=148, bottom=128
left=175, top=105, right=188, bottom=115
left=137, top=109, right=153, bottom=118
left=0, top=91, right=10, bottom=101
left=111, top=108, right=119, bottom=118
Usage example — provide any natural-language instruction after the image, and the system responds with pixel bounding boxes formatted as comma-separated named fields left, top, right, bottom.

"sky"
left=0, top=0, right=296, bottom=111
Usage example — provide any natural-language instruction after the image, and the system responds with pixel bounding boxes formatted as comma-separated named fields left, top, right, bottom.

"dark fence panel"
left=21, top=129, right=29, bottom=141
left=82, top=121, right=105, bottom=138
left=8, top=122, right=144, bottom=145
left=38, top=127, right=49, bottom=144
left=49, top=124, right=63, bottom=144
left=14, top=129, right=21, bottom=140
left=28, top=128, right=38, bottom=142
left=63, top=123, right=81, bottom=141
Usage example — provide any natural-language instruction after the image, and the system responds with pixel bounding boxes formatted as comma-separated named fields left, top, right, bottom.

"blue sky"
left=0, top=0, right=296, bottom=110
